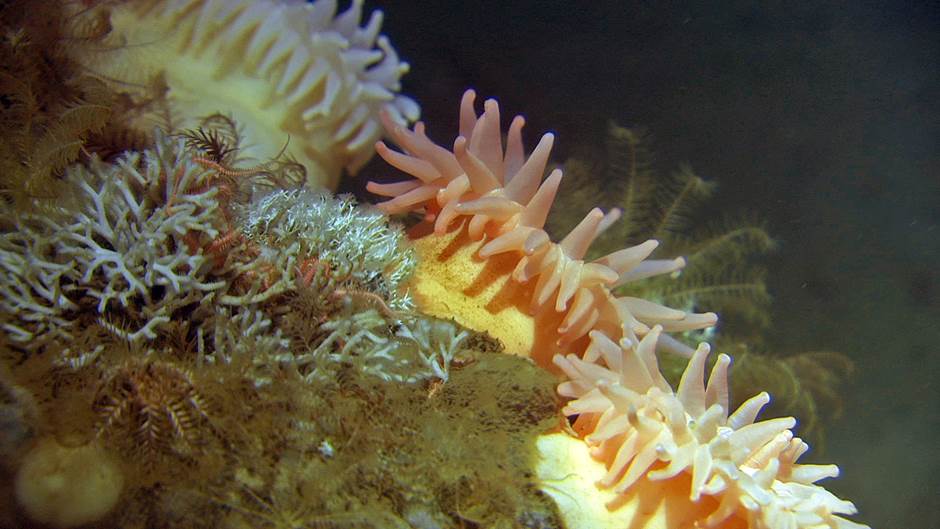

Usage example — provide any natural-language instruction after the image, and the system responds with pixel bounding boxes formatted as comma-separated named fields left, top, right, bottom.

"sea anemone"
left=73, top=0, right=419, bottom=189
left=0, top=131, right=229, bottom=363
left=368, top=89, right=716, bottom=362
left=369, top=91, right=869, bottom=528
left=552, top=329, right=866, bottom=528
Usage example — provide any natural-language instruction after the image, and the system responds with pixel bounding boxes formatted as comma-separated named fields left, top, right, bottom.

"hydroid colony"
left=0, top=1, right=868, bottom=528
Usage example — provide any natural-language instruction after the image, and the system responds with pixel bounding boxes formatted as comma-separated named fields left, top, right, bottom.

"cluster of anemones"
left=368, top=90, right=868, bottom=529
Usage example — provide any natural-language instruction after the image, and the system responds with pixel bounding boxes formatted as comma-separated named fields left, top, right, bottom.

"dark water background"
left=357, top=1, right=940, bottom=527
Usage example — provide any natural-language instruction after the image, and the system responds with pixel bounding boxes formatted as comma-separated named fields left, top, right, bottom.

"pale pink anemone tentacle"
left=368, top=89, right=716, bottom=352
left=369, top=90, right=558, bottom=235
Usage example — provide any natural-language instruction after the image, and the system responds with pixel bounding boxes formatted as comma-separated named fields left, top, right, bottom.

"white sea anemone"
left=551, top=327, right=868, bottom=529
left=74, top=0, right=419, bottom=188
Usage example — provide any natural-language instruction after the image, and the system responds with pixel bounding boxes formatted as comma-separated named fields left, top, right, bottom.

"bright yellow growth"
left=408, top=221, right=569, bottom=368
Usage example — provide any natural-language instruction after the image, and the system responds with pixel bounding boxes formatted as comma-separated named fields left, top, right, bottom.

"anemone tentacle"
left=73, top=0, right=419, bottom=188
left=368, top=89, right=715, bottom=352
left=554, top=329, right=867, bottom=529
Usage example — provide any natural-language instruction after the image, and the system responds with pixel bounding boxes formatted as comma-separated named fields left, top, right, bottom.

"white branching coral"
left=397, top=317, right=470, bottom=383
left=240, top=188, right=416, bottom=311
left=293, top=308, right=398, bottom=382
left=74, top=0, right=419, bottom=188
left=197, top=307, right=291, bottom=385
left=0, top=132, right=226, bottom=361
left=281, top=309, right=471, bottom=385
left=554, top=328, right=867, bottom=529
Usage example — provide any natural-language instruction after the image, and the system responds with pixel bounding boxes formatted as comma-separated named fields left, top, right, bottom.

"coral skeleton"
left=73, top=0, right=420, bottom=188
left=197, top=307, right=291, bottom=387
left=291, top=307, right=397, bottom=383
left=287, top=309, right=471, bottom=385
left=396, top=317, right=470, bottom=383
left=0, top=132, right=227, bottom=359
left=369, top=91, right=868, bottom=528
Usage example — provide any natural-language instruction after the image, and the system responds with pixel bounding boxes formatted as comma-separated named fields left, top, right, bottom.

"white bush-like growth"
left=241, top=188, right=416, bottom=311
left=284, top=311, right=470, bottom=385
left=292, top=308, right=398, bottom=382
left=0, top=133, right=226, bottom=363
left=397, top=317, right=470, bottom=383
left=197, top=307, right=291, bottom=386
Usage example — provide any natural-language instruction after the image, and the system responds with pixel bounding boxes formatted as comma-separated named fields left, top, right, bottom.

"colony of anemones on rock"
left=0, top=1, right=871, bottom=528
left=368, top=90, right=869, bottom=529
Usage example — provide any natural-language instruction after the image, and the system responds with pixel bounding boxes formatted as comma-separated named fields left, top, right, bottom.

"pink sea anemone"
left=369, top=89, right=715, bottom=359
left=369, top=90, right=869, bottom=529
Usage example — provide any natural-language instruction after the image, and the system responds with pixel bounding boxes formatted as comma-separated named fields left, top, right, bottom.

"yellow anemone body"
left=408, top=221, right=567, bottom=368
left=536, top=433, right=740, bottom=529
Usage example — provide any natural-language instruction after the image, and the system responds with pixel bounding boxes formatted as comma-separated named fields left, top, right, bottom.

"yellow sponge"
left=15, top=437, right=124, bottom=528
